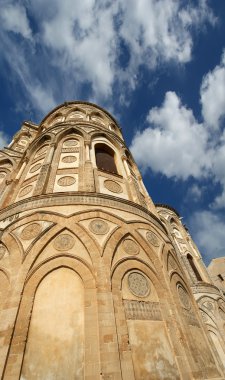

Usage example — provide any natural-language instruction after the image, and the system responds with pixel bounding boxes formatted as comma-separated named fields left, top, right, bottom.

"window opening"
left=95, top=145, right=117, bottom=174
left=187, top=254, right=202, bottom=281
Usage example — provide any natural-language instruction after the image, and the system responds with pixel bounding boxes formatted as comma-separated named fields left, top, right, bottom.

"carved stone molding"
left=168, top=254, right=177, bottom=271
left=53, top=234, right=75, bottom=251
left=146, top=231, right=160, bottom=247
left=57, top=176, right=76, bottom=186
left=123, top=300, right=162, bottom=321
left=123, top=238, right=140, bottom=255
left=89, top=219, right=109, bottom=235
left=104, top=180, right=123, bottom=194
left=128, top=272, right=150, bottom=297
left=0, top=244, right=6, bottom=259
left=177, top=284, right=191, bottom=310
left=20, top=223, right=42, bottom=240
left=0, top=194, right=166, bottom=234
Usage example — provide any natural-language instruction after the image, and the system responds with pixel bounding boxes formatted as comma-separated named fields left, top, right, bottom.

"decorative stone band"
left=123, top=300, right=162, bottom=321
left=0, top=194, right=166, bottom=233
left=191, top=283, right=221, bottom=296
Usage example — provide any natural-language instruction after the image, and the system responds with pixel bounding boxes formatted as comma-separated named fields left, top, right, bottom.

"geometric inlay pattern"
left=62, top=156, right=77, bottom=163
left=128, top=272, right=150, bottom=297
left=104, top=180, right=123, bottom=193
left=146, top=231, right=160, bottom=247
left=123, top=238, right=140, bottom=255
left=20, top=223, right=42, bottom=240
left=57, top=176, right=76, bottom=186
left=30, top=163, right=42, bottom=173
left=89, top=219, right=109, bottom=235
left=63, top=140, right=78, bottom=147
left=177, top=284, right=191, bottom=310
left=18, top=185, right=33, bottom=198
left=36, top=146, right=48, bottom=156
left=53, top=234, right=75, bottom=251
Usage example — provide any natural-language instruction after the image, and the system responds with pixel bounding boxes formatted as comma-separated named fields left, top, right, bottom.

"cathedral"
left=0, top=101, right=225, bottom=379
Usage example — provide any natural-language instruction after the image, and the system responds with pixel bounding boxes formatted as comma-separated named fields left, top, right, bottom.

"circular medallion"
left=53, top=234, right=75, bottom=251
left=123, top=239, right=140, bottom=255
left=62, top=156, right=77, bottom=163
left=104, top=180, right=122, bottom=193
left=0, top=245, right=6, bottom=259
left=57, top=176, right=76, bottom=186
left=146, top=231, right=160, bottom=247
left=128, top=272, right=150, bottom=297
left=89, top=219, right=109, bottom=235
left=18, top=185, right=33, bottom=198
left=30, top=163, right=42, bottom=173
left=64, top=139, right=78, bottom=147
left=177, top=284, right=191, bottom=310
left=21, top=223, right=42, bottom=240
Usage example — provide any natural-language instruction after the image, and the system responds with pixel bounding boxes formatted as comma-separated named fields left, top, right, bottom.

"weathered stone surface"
left=0, top=102, right=224, bottom=380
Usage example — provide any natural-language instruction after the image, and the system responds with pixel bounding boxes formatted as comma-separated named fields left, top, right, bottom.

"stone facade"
left=0, top=101, right=224, bottom=379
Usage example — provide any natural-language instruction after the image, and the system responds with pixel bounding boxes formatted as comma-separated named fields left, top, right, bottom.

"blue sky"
left=0, top=0, right=225, bottom=265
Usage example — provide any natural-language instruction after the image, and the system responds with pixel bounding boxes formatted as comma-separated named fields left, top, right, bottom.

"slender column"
left=33, top=143, right=56, bottom=195
left=122, top=156, right=131, bottom=177
left=82, top=141, right=95, bottom=192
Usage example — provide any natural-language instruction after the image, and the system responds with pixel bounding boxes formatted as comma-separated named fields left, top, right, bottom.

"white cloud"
left=0, top=130, right=10, bottom=149
left=189, top=210, right=225, bottom=263
left=186, top=184, right=203, bottom=202
left=0, top=3, right=32, bottom=39
left=119, top=0, right=212, bottom=65
left=130, top=50, right=225, bottom=210
left=130, top=91, right=210, bottom=179
left=200, top=50, right=225, bottom=129
left=0, top=0, right=216, bottom=113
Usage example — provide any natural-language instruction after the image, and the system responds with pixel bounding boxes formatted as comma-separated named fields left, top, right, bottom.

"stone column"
left=82, top=140, right=95, bottom=192
left=33, top=143, right=56, bottom=195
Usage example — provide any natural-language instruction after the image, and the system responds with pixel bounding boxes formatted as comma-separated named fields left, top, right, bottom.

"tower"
left=0, top=102, right=225, bottom=379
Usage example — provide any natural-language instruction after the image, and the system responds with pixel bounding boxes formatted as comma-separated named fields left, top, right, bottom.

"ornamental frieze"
left=123, top=300, right=162, bottom=321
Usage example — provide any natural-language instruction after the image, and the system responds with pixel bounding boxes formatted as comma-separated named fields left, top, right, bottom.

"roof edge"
left=155, top=203, right=180, bottom=217
left=40, top=101, right=122, bottom=130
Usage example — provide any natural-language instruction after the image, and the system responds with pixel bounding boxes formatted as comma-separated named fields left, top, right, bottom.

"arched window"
left=187, top=253, right=202, bottom=281
left=95, top=144, right=118, bottom=174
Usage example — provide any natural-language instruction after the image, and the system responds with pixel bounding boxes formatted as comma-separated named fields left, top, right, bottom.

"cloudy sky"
left=0, top=0, right=225, bottom=265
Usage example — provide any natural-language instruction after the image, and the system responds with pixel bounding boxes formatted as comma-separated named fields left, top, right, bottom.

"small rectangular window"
left=218, top=274, right=224, bottom=281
